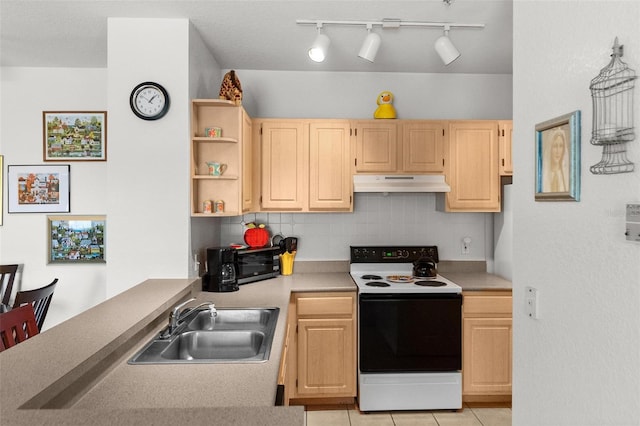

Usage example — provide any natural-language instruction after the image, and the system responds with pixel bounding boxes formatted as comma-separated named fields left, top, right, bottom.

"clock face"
left=130, top=82, right=170, bottom=120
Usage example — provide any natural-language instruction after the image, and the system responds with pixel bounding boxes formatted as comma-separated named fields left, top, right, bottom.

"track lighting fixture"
left=434, top=25, right=460, bottom=65
left=308, top=24, right=330, bottom=62
left=358, top=24, right=382, bottom=62
left=297, top=19, right=483, bottom=66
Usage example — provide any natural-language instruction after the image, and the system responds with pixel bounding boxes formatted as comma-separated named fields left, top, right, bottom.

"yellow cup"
left=279, top=251, right=296, bottom=275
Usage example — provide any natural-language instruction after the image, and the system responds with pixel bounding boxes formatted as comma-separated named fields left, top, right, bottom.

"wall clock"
left=129, top=82, right=170, bottom=120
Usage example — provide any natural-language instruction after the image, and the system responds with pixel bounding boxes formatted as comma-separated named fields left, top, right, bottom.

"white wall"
left=236, top=70, right=512, bottom=120
left=106, top=18, right=192, bottom=297
left=513, top=2, right=640, bottom=425
left=0, top=67, right=108, bottom=329
left=188, top=23, right=224, bottom=276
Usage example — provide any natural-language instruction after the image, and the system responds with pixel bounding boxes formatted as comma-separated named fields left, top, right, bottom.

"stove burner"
left=365, top=281, right=390, bottom=287
left=414, top=280, right=447, bottom=287
left=362, top=274, right=383, bottom=280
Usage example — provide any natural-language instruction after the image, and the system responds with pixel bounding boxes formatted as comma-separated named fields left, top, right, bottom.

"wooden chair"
left=0, top=304, right=39, bottom=352
left=12, top=278, right=58, bottom=331
left=0, top=264, right=19, bottom=306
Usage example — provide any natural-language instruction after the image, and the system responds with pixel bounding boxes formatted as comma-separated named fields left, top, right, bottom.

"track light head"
left=434, top=27, right=460, bottom=65
left=309, top=25, right=331, bottom=62
left=358, top=26, right=382, bottom=63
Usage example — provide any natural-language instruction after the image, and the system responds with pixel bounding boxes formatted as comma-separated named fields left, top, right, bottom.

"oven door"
left=359, top=293, right=462, bottom=373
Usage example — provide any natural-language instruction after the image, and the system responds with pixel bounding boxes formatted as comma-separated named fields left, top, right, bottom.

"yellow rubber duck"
left=374, top=91, right=397, bottom=119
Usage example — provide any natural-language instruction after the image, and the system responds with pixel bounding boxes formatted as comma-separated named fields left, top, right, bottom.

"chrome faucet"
left=166, top=297, right=217, bottom=336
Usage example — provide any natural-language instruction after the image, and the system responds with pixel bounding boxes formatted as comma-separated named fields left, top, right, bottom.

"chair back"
left=0, top=264, right=19, bottom=306
left=0, top=304, right=39, bottom=351
left=13, top=278, right=58, bottom=331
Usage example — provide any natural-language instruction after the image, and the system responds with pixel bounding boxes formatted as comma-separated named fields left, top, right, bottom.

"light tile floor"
left=306, top=404, right=511, bottom=426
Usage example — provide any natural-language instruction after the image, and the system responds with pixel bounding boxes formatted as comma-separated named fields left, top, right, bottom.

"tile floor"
left=305, top=404, right=511, bottom=426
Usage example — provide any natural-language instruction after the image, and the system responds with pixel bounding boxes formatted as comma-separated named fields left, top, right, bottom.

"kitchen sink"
left=128, top=307, right=279, bottom=364
left=187, top=308, right=276, bottom=331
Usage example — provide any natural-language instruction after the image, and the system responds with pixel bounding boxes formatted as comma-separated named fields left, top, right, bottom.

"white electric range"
left=350, top=245, right=463, bottom=412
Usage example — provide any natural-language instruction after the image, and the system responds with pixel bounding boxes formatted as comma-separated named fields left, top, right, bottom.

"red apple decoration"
left=244, top=224, right=269, bottom=248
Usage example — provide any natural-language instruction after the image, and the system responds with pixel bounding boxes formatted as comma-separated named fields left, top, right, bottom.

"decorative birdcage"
left=589, top=37, right=637, bottom=174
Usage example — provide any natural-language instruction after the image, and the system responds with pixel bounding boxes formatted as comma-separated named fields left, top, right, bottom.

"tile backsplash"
left=221, top=193, right=490, bottom=261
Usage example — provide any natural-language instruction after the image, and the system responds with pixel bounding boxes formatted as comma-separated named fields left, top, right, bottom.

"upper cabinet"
left=190, top=100, right=251, bottom=217
left=498, top=121, right=513, bottom=176
left=256, top=119, right=353, bottom=212
left=354, top=120, right=445, bottom=173
left=309, top=121, right=352, bottom=210
left=401, top=121, right=446, bottom=173
left=438, top=121, right=500, bottom=212
left=353, top=121, right=398, bottom=172
left=260, top=120, right=308, bottom=211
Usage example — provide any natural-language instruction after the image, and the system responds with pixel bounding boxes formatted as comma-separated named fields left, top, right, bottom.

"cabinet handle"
left=502, top=159, right=505, bottom=166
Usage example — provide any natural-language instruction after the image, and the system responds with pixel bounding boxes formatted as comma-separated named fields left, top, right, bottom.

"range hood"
left=353, top=175, right=451, bottom=193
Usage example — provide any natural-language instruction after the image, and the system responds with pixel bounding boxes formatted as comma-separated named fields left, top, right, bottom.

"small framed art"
left=0, top=155, right=3, bottom=225
left=43, top=111, right=107, bottom=161
left=48, top=215, right=106, bottom=263
left=535, top=110, right=581, bottom=201
left=8, top=164, right=70, bottom=213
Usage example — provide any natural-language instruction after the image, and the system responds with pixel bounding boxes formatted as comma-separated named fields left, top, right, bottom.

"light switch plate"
left=525, top=286, right=539, bottom=319
left=626, top=203, right=640, bottom=243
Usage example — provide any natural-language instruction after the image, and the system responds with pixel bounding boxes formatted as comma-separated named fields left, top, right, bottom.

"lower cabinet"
left=281, top=291, right=357, bottom=405
left=462, top=291, right=513, bottom=402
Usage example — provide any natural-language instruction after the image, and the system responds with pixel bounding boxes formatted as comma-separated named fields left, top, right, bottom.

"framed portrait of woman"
left=535, top=110, right=581, bottom=201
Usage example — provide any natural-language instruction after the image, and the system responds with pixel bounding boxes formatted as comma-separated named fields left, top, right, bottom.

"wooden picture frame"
left=43, top=111, right=107, bottom=161
left=0, top=155, right=3, bottom=225
left=535, top=110, right=581, bottom=201
left=48, top=215, right=106, bottom=263
left=7, top=164, right=71, bottom=213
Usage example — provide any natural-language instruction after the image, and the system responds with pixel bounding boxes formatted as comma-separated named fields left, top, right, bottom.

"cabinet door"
left=309, top=121, right=352, bottom=210
left=260, top=121, right=307, bottom=210
left=354, top=121, right=398, bottom=172
left=445, top=121, right=500, bottom=212
left=242, top=110, right=253, bottom=211
left=297, top=318, right=356, bottom=396
left=463, top=317, right=512, bottom=395
left=499, top=120, right=513, bottom=176
left=402, top=121, right=445, bottom=172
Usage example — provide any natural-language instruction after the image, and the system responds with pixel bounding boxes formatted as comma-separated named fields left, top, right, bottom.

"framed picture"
left=535, top=110, right=581, bottom=201
left=7, top=164, right=70, bottom=213
left=0, top=155, right=3, bottom=226
left=43, top=111, right=107, bottom=161
left=48, top=215, right=106, bottom=263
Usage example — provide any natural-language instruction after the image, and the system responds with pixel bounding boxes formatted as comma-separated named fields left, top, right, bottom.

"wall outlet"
left=525, top=286, right=539, bottom=319
left=461, top=237, right=471, bottom=255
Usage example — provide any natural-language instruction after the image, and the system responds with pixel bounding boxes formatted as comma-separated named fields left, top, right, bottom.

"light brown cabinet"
left=259, top=120, right=307, bottom=210
left=401, top=121, right=446, bottom=173
left=438, top=120, right=501, bottom=212
left=354, top=120, right=445, bottom=173
left=462, top=291, right=512, bottom=402
left=353, top=121, right=398, bottom=172
left=190, top=100, right=251, bottom=216
left=285, top=291, right=357, bottom=404
left=256, top=119, right=352, bottom=212
left=499, top=120, right=513, bottom=176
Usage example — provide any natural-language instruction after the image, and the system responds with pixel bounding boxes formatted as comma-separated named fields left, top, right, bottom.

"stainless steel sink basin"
left=128, top=307, right=279, bottom=364
left=187, top=308, right=276, bottom=331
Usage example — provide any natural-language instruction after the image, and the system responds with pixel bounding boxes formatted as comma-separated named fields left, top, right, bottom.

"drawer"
left=296, top=294, right=355, bottom=317
left=463, top=293, right=512, bottom=316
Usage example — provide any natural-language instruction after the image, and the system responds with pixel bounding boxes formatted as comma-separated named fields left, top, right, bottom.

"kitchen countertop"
left=0, top=268, right=509, bottom=425
left=0, top=273, right=355, bottom=426
left=441, top=272, right=512, bottom=291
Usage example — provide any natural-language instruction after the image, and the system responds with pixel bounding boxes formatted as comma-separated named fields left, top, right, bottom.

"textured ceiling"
left=1, top=0, right=513, bottom=74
